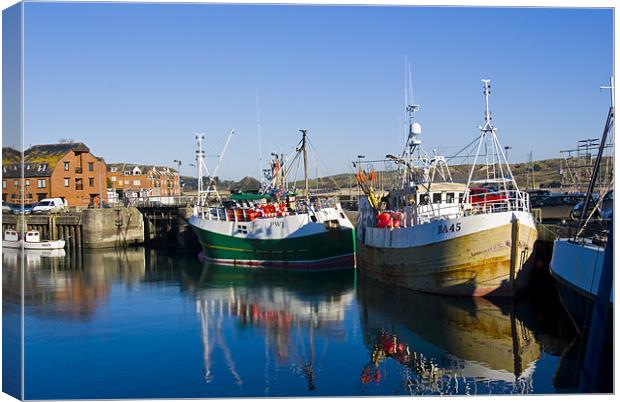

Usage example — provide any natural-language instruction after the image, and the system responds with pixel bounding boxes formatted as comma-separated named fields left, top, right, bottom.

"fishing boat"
left=356, top=79, right=538, bottom=297
left=2, top=229, right=66, bottom=250
left=550, top=79, right=614, bottom=332
left=188, top=130, right=355, bottom=270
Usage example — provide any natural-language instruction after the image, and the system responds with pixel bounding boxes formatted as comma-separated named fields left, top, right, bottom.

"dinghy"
left=2, top=229, right=66, bottom=250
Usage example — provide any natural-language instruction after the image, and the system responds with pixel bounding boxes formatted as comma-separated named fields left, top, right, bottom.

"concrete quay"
left=2, top=208, right=145, bottom=249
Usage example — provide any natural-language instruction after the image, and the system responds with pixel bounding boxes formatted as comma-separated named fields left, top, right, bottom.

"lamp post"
left=98, top=159, right=103, bottom=208
left=189, top=163, right=197, bottom=199
left=504, top=146, right=512, bottom=164
left=173, top=159, right=182, bottom=196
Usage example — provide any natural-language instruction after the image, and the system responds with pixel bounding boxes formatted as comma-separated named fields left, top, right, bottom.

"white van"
left=32, top=198, right=66, bottom=213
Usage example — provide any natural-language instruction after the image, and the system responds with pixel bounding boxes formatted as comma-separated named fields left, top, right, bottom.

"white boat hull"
left=3, top=239, right=66, bottom=250
left=550, top=238, right=612, bottom=331
left=357, top=198, right=538, bottom=296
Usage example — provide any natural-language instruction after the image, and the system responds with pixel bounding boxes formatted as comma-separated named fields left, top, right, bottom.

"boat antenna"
left=299, top=129, right=310, bottom=202
left=256, top=89, right=264, bottom=189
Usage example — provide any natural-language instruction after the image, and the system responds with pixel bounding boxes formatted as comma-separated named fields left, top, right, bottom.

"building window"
left=64, top=178, right=70, bottom=187
left=110, top=167, right=117, bottom=173
left=89, top=178, right=95, bottom=187
left=64, top=162, right=70, bottom=171
left=37, top=179, right=46, bottom=188
left=2, top=180, right=6, bottom=189
left=124, top=171, right=130, bottom=176
left=76, top=179, right=83, bottom=191
left=433, top=193, right=442, bottom=203
left=125, top=180, right=130, bottom=185
left=446, top=192, right=455, bottom=203
left=133, top=180, right=141, bottom=186
left=111, top=176, right=117, bottom=182
left=14, top=180, right=19, bottom=187
left=25, top=179, right=30, bottom=186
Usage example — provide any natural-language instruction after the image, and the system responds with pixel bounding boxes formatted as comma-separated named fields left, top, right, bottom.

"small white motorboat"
left=2, top=229, right=66, bottom=250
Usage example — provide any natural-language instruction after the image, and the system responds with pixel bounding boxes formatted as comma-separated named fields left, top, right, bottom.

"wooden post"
left=509, top=217, right=520, bottom=294
left=49, top=215, right=57, bottom=240
left=76, top=225, right=82, bottom=249
left=71, top=226, right=77, bottom=249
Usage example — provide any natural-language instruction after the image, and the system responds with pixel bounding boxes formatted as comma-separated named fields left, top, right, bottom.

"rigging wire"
left=306, top=137, right=342, bottom=191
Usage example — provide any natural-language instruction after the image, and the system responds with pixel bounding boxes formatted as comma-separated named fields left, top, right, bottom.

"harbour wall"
left=2, top=208, right=145, bottom=249
left=2, top=206, right=199, bottom=250
left=81, top=208, right=145, bottom=248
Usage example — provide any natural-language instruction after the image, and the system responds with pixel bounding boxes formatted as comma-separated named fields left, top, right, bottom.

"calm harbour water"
left=3, top=247, right=585, bottom=399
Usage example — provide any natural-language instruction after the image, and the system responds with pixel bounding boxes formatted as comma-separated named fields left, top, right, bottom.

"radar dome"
left=410, top=122, right=422, bottom=135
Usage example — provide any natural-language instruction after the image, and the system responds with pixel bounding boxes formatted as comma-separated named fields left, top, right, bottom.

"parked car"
left=32, top=198, right=66, bottom=214
left=87, top=200, right=111, bottom=208
left=570, top=190, right=613, bottom=222
left=10, top=203, right=36, bottom=214
left=2, top=201, right=11, bottom=213
left=527, top=189, right=552, bottom=198
left=469, top=187, right=507, bottom=206
left=535, top=194, right=584, bottom=221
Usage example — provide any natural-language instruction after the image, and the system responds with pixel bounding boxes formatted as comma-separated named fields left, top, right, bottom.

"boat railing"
left=462, top=189, right=531, bottom=216
left=416, top=202, right=462, bottom=224
left=195, top=198, right=342, bottom=223
left=196, top=205, right=304, bottom=223
left=565, top=219, right=609, bottom=246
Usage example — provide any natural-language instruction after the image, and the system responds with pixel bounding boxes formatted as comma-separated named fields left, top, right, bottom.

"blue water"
left=2, top=247, right=584, bottom=399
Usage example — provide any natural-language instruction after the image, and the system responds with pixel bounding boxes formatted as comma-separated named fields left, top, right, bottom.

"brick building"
left=107, top=163, right=180, bottom=200
left=2, top=143, right=107, bottom=206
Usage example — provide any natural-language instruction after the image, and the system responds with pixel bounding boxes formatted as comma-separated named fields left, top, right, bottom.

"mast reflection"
left=192, top=264, right=355, bottom=391
left=356, top=278, right=542, bottom=395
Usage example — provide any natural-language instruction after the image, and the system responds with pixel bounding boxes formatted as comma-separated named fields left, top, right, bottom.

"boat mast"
left=299, top=129, right=310, bottom=201
left=400, top=57, right=422, bottom=187
left=465, top=79, right=522, bottom=205
left=195, top=133, right=210, bottom=206
left=206, top=129, right=235, bottom=202
left=576, top=77, right=615, bottom=237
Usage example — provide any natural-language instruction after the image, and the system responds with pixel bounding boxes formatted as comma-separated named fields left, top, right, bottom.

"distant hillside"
left=291, top=156, right=612, bottom=191
left=180, top=176, right=235, bottom=192
left=181, top=156, right=611, bottom=193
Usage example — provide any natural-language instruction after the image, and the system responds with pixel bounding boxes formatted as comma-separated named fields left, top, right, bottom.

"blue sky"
left=20, top=3, right=613, bottom=180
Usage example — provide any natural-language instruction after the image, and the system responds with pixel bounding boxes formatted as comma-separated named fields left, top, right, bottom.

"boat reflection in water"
left=356, top=278, right=541, bottom=395
left=8, top=247, right=583, bottom=398
left=3, top=247, right=146, bottom=321
left=191, top=264, right=355, bottom=391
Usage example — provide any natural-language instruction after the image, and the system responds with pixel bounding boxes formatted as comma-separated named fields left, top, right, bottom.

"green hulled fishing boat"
left=188, top=129, right=355, bottom=270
